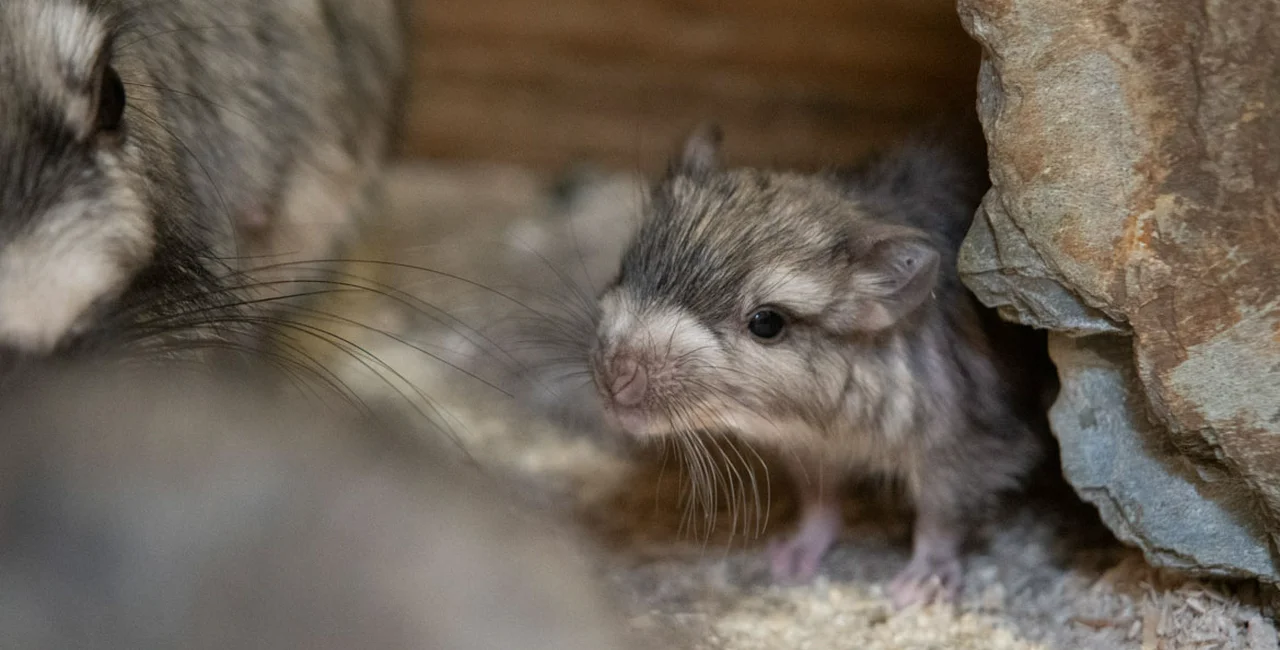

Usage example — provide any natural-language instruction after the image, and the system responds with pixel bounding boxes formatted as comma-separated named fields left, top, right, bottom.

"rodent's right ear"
left=831, top=225, right=940, bottom=334
left=672, top=122, right=723, bottom=176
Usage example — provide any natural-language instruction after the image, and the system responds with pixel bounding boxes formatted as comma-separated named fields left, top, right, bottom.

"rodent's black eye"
left=95, top=65, right=126, bottom=134
left=747, top=309, right=786, bottom=340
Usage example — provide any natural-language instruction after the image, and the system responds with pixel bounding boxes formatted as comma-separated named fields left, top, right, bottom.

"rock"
left=1048, top=334, right=1276, bottom=580
left=957, top=0, right=1280, bottom=584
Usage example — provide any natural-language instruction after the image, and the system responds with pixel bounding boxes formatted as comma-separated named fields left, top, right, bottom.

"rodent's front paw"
left=766, top=503, right=841, bottom=583
left=886, top=549, right=962, bottom=610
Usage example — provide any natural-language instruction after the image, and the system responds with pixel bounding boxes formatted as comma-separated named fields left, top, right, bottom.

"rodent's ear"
left=674, top=122, right=723, bottom=176
left=834, top=225, right=940, bottom=333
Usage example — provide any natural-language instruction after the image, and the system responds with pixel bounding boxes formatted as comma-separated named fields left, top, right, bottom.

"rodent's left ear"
left=832, top=225, right=940, bottom=333
left=674, top=122, right=723, bottom=176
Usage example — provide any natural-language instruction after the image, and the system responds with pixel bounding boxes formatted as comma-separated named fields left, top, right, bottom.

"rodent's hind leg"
left=767, top=458, right=844, bottom=583
left=887, top=499, right=965, bottom=609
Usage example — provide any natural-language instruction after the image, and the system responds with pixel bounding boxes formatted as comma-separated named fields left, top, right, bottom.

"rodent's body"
left=0, top=360, right=628, bottom=649
left=0, top=0, right=404, bottom=358
left=590, top=120, right=1055, bottom=608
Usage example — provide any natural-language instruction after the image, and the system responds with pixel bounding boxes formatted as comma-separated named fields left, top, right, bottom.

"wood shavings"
left=1143, top=600, right=1161, bottom=650
left=1070, top=616, right=1132, bottom=630
left=1247, top=615, right=1279, bottom=650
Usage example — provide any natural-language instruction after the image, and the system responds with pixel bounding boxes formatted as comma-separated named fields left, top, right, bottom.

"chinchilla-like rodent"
left=0, top=0, right=404, bottom=359
left=589, top=118, right=1057, bottom=609
left=0, top=360, right=630, bottom=650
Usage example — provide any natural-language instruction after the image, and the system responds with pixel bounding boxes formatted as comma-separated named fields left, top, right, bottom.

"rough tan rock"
left=957, top=0, right=1280, bottom=584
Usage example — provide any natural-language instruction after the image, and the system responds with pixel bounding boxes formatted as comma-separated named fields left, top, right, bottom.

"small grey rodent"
left=589, top=119, right=1055, bottom=608
left=0, top=0, right=404, bottom=360
left=0, top=361, right=629, bottom=650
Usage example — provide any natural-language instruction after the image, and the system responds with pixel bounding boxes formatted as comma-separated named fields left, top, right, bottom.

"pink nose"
left=609, top=357, right=648, bottom=407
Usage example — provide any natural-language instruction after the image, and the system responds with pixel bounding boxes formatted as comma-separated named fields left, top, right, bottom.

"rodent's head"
left=590, top=126, right=941, bottom=443
left=0, top=0, right=201, bottom=356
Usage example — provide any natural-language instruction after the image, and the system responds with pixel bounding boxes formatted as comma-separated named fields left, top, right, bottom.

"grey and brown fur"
left=589, top=118, right=1056, bottom=608
left=0, top=359, right=629, bottom=649
left=0, top=0, right=405, bottom=361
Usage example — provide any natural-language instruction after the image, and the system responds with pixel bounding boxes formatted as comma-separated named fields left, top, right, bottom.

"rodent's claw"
left=886, top=550, right=962, bottom=610
left=768, top=537, right=824, bottom=583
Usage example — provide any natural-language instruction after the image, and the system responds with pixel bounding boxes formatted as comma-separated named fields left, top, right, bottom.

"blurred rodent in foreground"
left=0, top=359, right=630, bottom=650
left=0, top=0, right=404, bottom=364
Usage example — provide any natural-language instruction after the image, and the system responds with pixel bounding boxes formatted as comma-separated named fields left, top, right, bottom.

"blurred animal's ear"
left=829, top=224, right=940, bottom=333
left=672, top=122, right=722, bottom=176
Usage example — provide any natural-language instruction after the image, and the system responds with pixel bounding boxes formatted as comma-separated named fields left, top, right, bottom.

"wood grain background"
left=396, top=0, right=980, bottom=174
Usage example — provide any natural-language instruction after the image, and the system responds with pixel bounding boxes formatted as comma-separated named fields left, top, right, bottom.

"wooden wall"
left=397, top=0, right=981, bottom=174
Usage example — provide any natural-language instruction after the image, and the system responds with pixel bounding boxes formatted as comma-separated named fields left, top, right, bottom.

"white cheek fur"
left=596, top=291, right=636, bottom=346
left=597, top=290, right=841, bottom=444
left=599, top=292, right=721, bottom=365
left=0, top=191, right=153, bottom=352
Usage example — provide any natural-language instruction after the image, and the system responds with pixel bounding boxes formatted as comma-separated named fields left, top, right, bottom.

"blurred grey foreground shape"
left=0, top=361, right=628, bottom=650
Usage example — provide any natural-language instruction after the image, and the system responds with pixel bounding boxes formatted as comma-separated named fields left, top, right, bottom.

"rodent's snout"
left=590, top=346, right=656, bottom=435
left=590, top=297, right=723, bottom=437
left=606, top=356, right=648, bottom=407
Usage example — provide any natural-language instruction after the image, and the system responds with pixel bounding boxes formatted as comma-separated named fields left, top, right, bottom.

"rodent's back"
left=132, top=0, right=406, bottom=258
left=832, top=117, right=990, bottom=260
